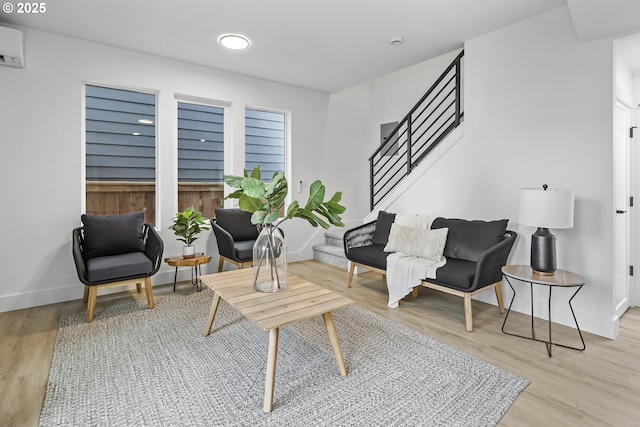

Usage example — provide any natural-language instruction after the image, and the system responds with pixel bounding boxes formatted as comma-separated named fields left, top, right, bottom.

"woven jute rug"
left=40, top=289, right=528, bottom=426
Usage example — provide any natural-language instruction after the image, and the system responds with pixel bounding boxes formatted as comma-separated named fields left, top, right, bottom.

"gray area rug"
left=40, top=289, right=528, bottom=426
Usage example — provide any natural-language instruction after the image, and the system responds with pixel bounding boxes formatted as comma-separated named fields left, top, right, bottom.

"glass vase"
left=252, top=225, right=287, bottom=292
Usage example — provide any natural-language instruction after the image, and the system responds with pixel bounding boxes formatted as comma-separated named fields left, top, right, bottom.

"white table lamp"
left=518, top=185, right=574, bottom=275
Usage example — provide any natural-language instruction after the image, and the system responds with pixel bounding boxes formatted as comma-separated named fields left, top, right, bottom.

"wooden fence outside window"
left=86, top=182, right=225, bottom=226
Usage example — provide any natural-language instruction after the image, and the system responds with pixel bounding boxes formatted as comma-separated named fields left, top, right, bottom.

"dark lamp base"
left=531, top=227, right=556, bottom=275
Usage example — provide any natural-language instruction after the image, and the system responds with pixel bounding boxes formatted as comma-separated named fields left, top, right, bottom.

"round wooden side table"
left=164, top=253, right=212, bottom=292
left=501, top=265, right=586, bottom=357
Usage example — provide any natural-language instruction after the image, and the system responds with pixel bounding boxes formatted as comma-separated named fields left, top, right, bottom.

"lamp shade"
left=518, top=187, right=574, bottom=229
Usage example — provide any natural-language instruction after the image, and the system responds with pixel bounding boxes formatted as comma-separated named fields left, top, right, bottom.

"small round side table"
left=164, top=253, right=212, bottom=292
left=501, top=265, right=586, bottom=357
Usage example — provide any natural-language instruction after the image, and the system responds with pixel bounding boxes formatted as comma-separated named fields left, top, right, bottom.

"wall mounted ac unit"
left=0, top=26, right=24, bottom=68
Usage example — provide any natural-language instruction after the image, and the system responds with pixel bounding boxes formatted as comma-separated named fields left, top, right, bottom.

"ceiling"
left=1, top=0, right=640, bottom=92
left=567, top=0, right=640, bottom=42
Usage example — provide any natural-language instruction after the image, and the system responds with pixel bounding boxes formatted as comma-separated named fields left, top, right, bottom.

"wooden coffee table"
left=200, top=268, right=354, bottom=412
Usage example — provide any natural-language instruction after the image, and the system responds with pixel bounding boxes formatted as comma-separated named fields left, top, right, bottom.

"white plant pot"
left=183, top=245, right=195, bottom=259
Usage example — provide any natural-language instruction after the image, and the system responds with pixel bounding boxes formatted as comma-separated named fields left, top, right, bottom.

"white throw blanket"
left=386, top=214, right=446, bottom=308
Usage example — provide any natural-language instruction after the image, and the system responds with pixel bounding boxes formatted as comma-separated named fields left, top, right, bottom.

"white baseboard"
left=0, top=283, right=82, bottom=313
left=0, top=267, right=214, bottom=314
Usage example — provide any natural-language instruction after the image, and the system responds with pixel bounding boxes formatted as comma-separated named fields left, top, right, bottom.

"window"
left=85, top=85, right=157, bottom=225
left=245, top=108, right=285, bottom=182
left=177, top=102, right=224, bottom=218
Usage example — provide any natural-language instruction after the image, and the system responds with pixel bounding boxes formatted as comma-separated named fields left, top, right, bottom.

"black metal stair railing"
left=369, top=50, right=464, bottom=210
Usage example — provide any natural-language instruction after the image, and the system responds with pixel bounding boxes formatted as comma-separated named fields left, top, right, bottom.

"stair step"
left=312, top=243, right=348, bottom=269
left=324, top=229, right=346, bottom=239
left=324, top=229, right=345, bottom=248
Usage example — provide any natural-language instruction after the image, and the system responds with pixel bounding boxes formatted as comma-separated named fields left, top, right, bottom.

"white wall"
left=328, top=6, right=618, bottom=338
left=320, top=83, right=372, bottom=223
left=633, top=75, right=640, bottom=106
left=0, top=27, right=330, bottom=311
left=615, top=55, right=634, bottom=106
left=463, top=6, right=615, bottom=338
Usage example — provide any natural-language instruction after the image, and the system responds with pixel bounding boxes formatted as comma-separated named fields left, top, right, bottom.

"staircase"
left=312, top=229, right=348, bottom=269
left=370, top=50, right=464, bottom=209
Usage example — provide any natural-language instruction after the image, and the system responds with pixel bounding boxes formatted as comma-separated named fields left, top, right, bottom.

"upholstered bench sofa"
left=343, top=211, right=516, bottom=331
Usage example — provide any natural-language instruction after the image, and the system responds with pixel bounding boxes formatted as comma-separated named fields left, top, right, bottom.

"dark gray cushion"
left=215, top=208, right=258, bottom=241
left=346, top=244, right=387, bottom=270
left=372, top=211, right=396, bottom=245
left=432, top=258, right=477, bottom=290
left=234, top=240, right=255, bottom=261
left=86, top=252, right=153, bottom=283
left=431, top=217, right=508, bottom=262
left=81, top=212, right=145, bottom=260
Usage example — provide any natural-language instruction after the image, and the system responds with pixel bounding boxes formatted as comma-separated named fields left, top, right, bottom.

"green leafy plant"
left=171, top=207, right=210, bottom=246
left=224, top=166, right=346, bottom=229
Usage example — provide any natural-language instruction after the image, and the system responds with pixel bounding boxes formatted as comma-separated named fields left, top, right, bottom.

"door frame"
left=614, top=99, right=633, bottom=316
left=632, top=103, right=640, bottom=308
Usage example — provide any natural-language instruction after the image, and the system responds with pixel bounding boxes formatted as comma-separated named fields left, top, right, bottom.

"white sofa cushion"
left=384, top=223, right=449, bottom=262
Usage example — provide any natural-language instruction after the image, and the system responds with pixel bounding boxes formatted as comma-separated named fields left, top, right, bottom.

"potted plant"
left=224, top=166, right=345, bottom=292
left=171, top=207, right=210, bottom=259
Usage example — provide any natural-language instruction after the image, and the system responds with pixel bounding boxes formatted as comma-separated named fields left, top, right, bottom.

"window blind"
left=245, top=109, right=285, bottom=181
left=178, top=102, right=224, bottom=182
left=85, top=85, right=156, bottom=182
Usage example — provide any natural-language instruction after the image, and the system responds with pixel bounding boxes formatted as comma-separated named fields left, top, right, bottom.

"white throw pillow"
left=384, top=223, right=448, bottom=262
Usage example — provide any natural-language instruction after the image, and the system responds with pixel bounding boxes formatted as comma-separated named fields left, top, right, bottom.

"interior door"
left=614, top=100, right=631, bottom=318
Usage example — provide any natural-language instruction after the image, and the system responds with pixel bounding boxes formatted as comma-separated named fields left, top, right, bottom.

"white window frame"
left=81, top=81, right=160, bottom=226
left=173, top=93, right=231, bottom=218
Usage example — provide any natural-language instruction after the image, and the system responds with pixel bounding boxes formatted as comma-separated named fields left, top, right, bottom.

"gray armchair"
left=211, top=208, right=259, bottom=272
left=72, top=212, right=163, bottom=322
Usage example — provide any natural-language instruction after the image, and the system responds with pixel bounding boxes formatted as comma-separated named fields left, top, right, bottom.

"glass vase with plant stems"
left=224, top=166, right=346, bottom=292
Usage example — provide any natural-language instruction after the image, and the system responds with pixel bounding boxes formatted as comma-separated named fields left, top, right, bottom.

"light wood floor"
left=1, top=260, right=638, bottom=426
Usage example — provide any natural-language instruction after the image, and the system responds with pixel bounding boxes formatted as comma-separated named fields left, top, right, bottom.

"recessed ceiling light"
left=200, top=139, right=206, bottom=142
left=219, top=34, right=250, bottom=50
left=138, top=119, right=154, bottom=124
left=133, top=132, right=141, bottom=136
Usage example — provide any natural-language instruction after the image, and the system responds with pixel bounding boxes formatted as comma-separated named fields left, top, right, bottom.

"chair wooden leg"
left=83, top=285, right=89, bottom=303
left=136, top=282, right=142, bottom=293
left=144, top=277, right=155, bottom=309
left=218, top=257, right=224, bottom=273
left=86, top=286, right=98, bottom=322
left=494, top=282, right=505, bottom=314
left=464, top=293, right=473, bottom=332
left=412, top=286, right=419, bottom=298
left=347, top=263, right=355, bottom=288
